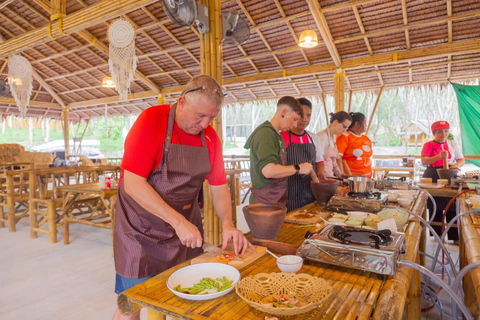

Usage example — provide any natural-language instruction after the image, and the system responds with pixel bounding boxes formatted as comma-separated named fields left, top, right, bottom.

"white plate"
left=418, top=183, right=443, bottom=189
left=167, top=262, right=240, bottom=301
left=347, top=211, right=369, bottom=218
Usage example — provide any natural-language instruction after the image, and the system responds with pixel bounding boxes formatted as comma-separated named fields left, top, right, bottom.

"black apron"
left=114, top=105, right=210, bottom=278
left=286, top=131, right=316, bottom=211
left=423, top=165, right=458, bottom=240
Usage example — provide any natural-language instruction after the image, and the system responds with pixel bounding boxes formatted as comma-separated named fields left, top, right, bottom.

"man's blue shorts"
left=115, top=273, right=152, bottom=294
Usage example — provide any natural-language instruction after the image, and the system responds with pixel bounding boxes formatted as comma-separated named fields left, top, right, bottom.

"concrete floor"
left=0, top=209, right=463, bottom=320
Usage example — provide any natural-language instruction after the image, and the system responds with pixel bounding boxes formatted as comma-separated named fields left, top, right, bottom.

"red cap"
left=431, top=121, right=449, bottom=133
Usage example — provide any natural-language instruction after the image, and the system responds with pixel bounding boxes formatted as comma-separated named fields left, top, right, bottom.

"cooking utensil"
left=346, top=176, right=376, bottom=194
left=265, top=249, right=280, bottom=260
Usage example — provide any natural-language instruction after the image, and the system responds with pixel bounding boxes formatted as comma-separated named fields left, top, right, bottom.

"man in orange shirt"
left=336, top=112, right=373, bottom=177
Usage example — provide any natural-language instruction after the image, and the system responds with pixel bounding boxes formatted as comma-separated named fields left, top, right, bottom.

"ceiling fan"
left=0, top=79, right=11, bottom=97
left=162, top=0, right=250, bottom=45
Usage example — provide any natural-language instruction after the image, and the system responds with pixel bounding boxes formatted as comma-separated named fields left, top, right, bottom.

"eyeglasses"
left=183, top=86, right=227, bottom=97
left=340, top=122, right=349, bottom=129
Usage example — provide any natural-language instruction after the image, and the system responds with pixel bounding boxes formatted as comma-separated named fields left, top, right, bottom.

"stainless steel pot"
left=345, top=176, right=376, bottom=193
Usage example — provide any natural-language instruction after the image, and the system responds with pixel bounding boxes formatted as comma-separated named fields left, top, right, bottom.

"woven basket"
left=235, top=272, right=332, bottom=316
left=466, top=170, right=480, bottom=178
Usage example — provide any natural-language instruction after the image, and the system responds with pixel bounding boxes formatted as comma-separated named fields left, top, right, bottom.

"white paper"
left=377, top=218, right=398, bottom=234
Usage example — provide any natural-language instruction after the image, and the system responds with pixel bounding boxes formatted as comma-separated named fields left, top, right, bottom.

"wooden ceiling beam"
left=63, top=38, right=480, bottom=108
left=0, top=0, right=158, bottom=59
left=307, top=0, right=341, bottom=67
left=0, top=97, right=62, bottom=109
left=335, top=9, right=480, bottom=44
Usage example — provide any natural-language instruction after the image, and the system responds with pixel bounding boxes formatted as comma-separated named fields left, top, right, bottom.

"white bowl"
left=397, top=197, right=412, bottom=208
left=469, top=195, right=480, bottom=206
left=437, top=179, right=448, bottom=186
left=276, top=255, right=303, bottom=273
left=166, top=262, right=240, bottom=300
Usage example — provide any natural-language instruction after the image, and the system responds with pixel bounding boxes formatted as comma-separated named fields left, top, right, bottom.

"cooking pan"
left=345, top=176, right=375, bottom=193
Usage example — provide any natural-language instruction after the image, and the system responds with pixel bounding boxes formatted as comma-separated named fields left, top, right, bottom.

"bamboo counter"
left=459, top=193, right=480, bottom=317
left=118, top=194, right=427, bottom=320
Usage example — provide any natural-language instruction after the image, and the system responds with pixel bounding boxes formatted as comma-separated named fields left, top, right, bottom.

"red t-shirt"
left=121, top=105, right=226, bottom=185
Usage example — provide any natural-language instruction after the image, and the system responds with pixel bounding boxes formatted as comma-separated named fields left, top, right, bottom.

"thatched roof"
left=1, top=0, right=479, bottom=120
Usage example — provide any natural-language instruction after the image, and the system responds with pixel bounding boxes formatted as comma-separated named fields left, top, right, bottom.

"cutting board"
left=284, top=207, right=331, bottom=225
left=191, top=244, right=267, bottom=269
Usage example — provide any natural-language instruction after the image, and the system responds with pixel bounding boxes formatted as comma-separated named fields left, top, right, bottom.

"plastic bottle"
left=414, top=162, right=421, bottom=182
left=99, top=174, right=106, bottom=189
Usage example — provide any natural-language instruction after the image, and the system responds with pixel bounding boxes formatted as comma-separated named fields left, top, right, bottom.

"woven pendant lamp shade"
left=298, top=29, right=318, bottom=48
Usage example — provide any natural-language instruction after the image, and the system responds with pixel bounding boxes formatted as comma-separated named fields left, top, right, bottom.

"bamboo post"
left=334, top=70, right=345, bottom=112
left=50, top=0, right=66, bottom=21
left=6, top=174, right=15, bottom=232
left=29, top=170, right=37, bottom=239
left=366, top=86, right=384, bottom=134
left=201, top=0, right=223, bottom=245
left=320, top=92, right=329, bottom=127
left=62, top=108, right=70, bottom=156
left=47, top=200, right=57, bottom=243
left=348, top=89, right=353, bottom=113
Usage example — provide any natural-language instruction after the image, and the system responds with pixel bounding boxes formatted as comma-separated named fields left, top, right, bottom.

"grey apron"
left=114, top=105, right=210, bottom=278
left=286, top=131, right=316, bottom=211
left=251, top=150, right=288, bottom=206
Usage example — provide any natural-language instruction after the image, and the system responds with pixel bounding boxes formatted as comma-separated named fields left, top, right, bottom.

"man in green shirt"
left=244, top=96, right=313, bottom=205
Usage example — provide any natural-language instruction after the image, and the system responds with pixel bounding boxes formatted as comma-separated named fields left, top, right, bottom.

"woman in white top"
left=317, top=111, right=352, bottom=178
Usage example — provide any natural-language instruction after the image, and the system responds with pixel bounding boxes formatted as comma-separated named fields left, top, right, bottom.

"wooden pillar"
left=201, top=0, right=224, bottom=245
left=50, top=0, right=66, bottom=21
left=334, top=70, right=345, bottom=112
left=62, top=108, right=69, bottom=156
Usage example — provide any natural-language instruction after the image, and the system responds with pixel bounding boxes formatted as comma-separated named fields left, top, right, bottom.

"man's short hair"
left=180, top=75, right=224, bottom=106
left=297, top=97, right=312, bottom=109
left=278, top=96, right=304, bottom=118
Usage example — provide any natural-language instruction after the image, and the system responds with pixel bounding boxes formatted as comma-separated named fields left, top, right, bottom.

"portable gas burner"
left=326, top=192, right=388, bottom=213
left=297, top=225, right=405, bottom=275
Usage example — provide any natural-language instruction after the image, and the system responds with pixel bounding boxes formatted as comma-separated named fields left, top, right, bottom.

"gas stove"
left=297, top=225, right=406, bottom=275
left=326, top=192, right=388, bottom=213
left=450, top=176, right=479, bottom=188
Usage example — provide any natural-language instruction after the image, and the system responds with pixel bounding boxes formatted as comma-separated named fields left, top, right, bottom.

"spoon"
left=319, top=216, right=331, bottom=225
left=266, top=249, right=280, bottom=260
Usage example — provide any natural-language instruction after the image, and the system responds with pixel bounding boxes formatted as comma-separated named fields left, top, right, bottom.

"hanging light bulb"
left=298, top=29, right=318, bottom=48
left=102, top=76, right=116, bottom=88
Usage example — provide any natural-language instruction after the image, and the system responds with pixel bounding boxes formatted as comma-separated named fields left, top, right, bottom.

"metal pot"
left=345, top=176, right=376, bottom=193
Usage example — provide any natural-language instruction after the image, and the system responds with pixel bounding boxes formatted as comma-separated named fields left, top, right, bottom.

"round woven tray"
left=235, top=272, right=332, bottom=316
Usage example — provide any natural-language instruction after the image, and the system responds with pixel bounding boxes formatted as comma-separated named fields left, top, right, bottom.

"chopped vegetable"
left=173, top=277, right=233, bottom=295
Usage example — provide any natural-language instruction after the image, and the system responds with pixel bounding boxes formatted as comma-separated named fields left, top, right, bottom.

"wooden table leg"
left=406, top=252, right=421, bottom=320
left=419, top=205, right=427, bottom=267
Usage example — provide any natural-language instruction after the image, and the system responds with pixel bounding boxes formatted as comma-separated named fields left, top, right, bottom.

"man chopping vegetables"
left=112, top=75, right=252, bottom=320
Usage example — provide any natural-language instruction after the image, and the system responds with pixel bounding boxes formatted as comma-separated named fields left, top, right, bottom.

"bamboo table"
left=459, top=194, right=480, bottom=317
left=58, top=182, right=117, bottom=244
left=118, top=194, right=427, bottom=320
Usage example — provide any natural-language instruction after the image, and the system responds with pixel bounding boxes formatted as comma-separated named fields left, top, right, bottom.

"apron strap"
left=161, top=104, right=177, bottom=181
left=160, top=104, right=207, bottom=181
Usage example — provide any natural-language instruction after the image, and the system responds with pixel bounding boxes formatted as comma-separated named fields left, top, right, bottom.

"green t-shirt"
left=244, top=121, right=285, bottom=189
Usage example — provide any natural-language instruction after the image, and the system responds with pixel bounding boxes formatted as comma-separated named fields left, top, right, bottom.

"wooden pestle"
left=442, top=152, right=449, bottom=170
left=342, top=159, right=352, bottom=176
left=310, top=169, right=320, bottom=183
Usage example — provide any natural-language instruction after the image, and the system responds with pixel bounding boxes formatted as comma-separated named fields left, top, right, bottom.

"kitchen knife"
left=202, top=242, right=244, bottom=262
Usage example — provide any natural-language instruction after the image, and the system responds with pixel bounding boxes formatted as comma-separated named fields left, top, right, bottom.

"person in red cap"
left=421, top=120, right=465, bottom=243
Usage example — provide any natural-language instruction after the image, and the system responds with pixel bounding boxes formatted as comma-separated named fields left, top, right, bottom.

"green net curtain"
left=452, top=83, right=480, bottom=166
